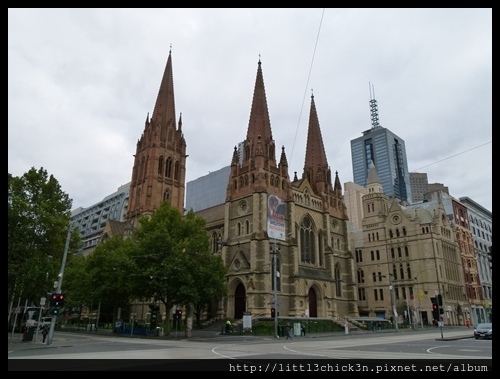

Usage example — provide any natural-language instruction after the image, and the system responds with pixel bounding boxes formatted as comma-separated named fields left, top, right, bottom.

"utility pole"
left=430, top=227, right=444, bottom=339
left=272, top=241, right=279, bottom=338
left=389, top=274, right=399, bottom=332
left=47, top=226, right=71, bottom=346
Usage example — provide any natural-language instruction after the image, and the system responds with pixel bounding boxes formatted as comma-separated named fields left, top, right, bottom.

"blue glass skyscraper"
left=350, top=92, right=412, bottom=203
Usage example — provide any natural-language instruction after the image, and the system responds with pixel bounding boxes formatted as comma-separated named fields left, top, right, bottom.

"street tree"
left=188, top=251, right=227, bottom=328
left=64, top=234, right=136, bottom=324
left=129, top=201, right=225, bottom=336
left=8, top=167, right=80, bottom=305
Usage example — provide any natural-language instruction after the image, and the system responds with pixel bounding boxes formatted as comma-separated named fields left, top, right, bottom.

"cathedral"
left=110, top=48, right=358, bottom=322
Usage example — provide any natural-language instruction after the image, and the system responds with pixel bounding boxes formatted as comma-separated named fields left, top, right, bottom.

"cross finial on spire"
left=170, top=43, right=172, bottom=53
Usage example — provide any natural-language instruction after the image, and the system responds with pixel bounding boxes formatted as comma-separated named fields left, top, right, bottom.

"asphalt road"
left=8, top=325, right=492, bottom=371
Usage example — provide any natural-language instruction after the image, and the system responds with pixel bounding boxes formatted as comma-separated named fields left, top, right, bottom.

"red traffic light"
left=176, top=309, right=182, bottom=315
left=271, top=307, right=276, bottom=317
left=50, top=293, right=65, bottom=307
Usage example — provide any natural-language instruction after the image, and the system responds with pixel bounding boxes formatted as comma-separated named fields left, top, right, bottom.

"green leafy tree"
left=130, top=201, right=226, bottom=335
left=8, top=167, right=80, bottom=305
left=188, top=252, right=227, bottom=328
left=64, top=235, right=136, bottom=325
left=61, top=254, right=92, bottom=321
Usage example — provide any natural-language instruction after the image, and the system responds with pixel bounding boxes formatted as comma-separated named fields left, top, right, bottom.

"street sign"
left=40, top=297, right=46, bottom=306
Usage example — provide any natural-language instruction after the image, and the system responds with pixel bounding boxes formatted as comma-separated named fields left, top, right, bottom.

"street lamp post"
left=412, top=279, right=423, bottom=329
left=430, top=228, right=444, bottom=339
left=406, top=297, right=412, bottom=328
left=47, top=226, right=71, bottom=346
left=389, top=274, right=399, bottom=332
left=270, top=241, right=279, bottom=338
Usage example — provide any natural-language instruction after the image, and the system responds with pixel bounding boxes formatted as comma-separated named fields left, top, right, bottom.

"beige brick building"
left=353, top=162, right=469, bottom=326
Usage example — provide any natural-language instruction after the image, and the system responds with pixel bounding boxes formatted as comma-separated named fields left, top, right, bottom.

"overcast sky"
left=8, top=8, right=492, bottom=212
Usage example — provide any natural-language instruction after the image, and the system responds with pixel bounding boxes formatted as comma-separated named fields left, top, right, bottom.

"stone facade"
left=354, top=162, right=469, bottom=326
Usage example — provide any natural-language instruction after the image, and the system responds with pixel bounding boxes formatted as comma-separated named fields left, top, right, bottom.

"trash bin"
left=22, top=327, right=35, bottom=342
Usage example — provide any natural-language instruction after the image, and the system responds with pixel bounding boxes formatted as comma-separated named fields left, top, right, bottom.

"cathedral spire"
left=151, top=46, right=177, bottom=134
left=226, top=57, right=288, bottom=201
left=245, top=57, right=274, bottom=162
left=302, top=92, right=331, bottom=193
left=127, top=47, right=186, bottom=225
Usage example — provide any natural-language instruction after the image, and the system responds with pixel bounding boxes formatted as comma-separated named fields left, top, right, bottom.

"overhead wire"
left=289, top=8, right=325, bottom=165
left=410, top=141, right=491, bottom=172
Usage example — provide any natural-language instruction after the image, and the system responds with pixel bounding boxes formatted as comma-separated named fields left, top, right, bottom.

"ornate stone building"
left=202, top=59, right=356, bottom=321
left=354, top=161, right=468, bottom=326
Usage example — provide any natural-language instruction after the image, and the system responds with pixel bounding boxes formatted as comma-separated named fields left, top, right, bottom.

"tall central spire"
left=245, top=58, right=273, bottom=153
left=226, top=57, right=288, bottom=201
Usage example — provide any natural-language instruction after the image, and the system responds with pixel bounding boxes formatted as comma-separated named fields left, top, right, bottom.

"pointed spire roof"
left=366, top=160, right=384, bottom=194
left=151, top=47, right=177, bottom=130
left=334, top=170, right=342, bottom=191
left=303, top=93, right=329, bottom=183
left=279, top=145, right=288, bottom=167
left=367, top=160, right=381, bottom=185
left=246, top=58, right=273, bottom=144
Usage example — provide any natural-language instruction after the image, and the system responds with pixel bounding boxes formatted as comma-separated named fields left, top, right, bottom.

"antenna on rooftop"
left=369, top=82, right=381, bottom=129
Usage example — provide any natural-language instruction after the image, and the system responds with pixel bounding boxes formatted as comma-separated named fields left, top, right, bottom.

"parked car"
left=473, top=322, right=492, bottom=340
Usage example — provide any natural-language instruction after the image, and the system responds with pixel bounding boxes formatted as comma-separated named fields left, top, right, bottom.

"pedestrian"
left=41, top=325, right=49, bottom=343
left=286, top=323, right=292, bottom=340
left=225, top=320, right=232, bottom=334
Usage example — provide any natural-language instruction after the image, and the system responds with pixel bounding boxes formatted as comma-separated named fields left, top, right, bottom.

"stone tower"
left=220, top=59, right=355, bottom=321
left=126, top=48, right=186, bottom=227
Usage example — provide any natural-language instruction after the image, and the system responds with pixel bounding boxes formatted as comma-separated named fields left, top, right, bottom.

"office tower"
left=410, top=172, right=428, bottom=203
left=350, top=90, right=412, bottom=203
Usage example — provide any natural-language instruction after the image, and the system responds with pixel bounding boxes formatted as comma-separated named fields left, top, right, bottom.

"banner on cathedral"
left=267, top=194, right=286, bottom=241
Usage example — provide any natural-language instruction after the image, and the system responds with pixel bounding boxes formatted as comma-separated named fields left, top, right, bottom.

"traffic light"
left=173, top=310, right=182, bottom=320
left=173, top=310, right=182, bottom=329
left=271, top=307, right=276, bottom=318
left=437, top=294, right=442, bottom=306
left=436, top=294, right=444, bottom=315
left=431, top=297, right=439, bottom=320
left=50, top=293, right=65, bottom=307
left=51, top=308, right=60, bottom=316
